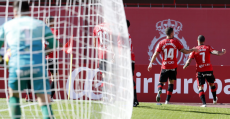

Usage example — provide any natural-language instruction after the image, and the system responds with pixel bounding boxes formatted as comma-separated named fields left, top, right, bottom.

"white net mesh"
left=0, top=0, right=133, bottom=119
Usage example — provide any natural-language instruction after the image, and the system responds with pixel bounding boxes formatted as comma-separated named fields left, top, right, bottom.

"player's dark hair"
left=13, top=1, right=30, bottom=12
left=165, top=27, right=173, bottom=36
left=46, top=16, right=54, bottom=24
left=198, top=35, right=205, bottom=42
left=127, top=20, right=130, bottom=28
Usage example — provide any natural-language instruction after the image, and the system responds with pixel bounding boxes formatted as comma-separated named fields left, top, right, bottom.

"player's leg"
left=34, top=80, right=53, bottom=119
left=207, top=71, right=217, bottom=104
left=197, top=72, right=206, bottom=107
left=209, top=82, right=217, bottom=104
left=156, top=69, right=168, bottom=102
left=9, top=88, right=21, bottom=119
left=36, top=93, right=53, bottom=119
left=165, top=68, right=177, bottom=104
left=33, top=67, right=54, bottom=119
left=25, top=83, right=34, bottom=102
left=132, top=62, right=139, bottom=107
left=25, top=84, right=30, bottom=102
left=99, top=60, right=108, bottom=101
left=8, top=70, right=28, bottom=119
left=165, top=79, right=174, bottom=104
left=8, top=68, right=28, bottom=119
left=48, top=60, right=56, bottom=101
left=133, top=80, right=137, bottom=107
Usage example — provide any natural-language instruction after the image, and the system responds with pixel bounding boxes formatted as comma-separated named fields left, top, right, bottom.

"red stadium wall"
left=0, top=6, right=230, bottom=103
left=125, top=8, right=230, bottom=103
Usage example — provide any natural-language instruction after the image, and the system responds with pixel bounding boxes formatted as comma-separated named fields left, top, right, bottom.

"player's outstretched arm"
left=183, top=58, right=193, bottom=70
left=180, top=47, right=198, bottom=54
left=211, top=49, right=226, bottom=56
left=148, top=51, right=159, bottom=72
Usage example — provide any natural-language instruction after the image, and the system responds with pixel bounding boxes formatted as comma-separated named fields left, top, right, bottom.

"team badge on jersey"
left=148, top=19, right=189, bottom=65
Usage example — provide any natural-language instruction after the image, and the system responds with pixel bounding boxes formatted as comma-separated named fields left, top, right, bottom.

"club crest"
left=148, top=19, right=189, bottom=65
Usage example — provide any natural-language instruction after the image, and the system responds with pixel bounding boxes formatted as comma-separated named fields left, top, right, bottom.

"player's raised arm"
left=180, top=47, right=198, bottom=54
left=211, top=49, right=226, bottom=56
left=148, top=51, right=159, bottom=72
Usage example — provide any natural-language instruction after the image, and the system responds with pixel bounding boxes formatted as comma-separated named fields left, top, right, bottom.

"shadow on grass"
left=135, top=105, right=230, bottom=115
left=135, top=106, right=152, bottom=109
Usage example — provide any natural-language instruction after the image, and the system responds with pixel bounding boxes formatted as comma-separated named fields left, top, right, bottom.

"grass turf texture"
left=132, top=103, right=230, bottom=119
left=0, top=99, right=229, bottom=119
left=0, top=99, right=103, bottom=119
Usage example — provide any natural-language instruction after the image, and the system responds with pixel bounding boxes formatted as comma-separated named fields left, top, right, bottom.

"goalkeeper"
left=0, top=1, right=57, bottom=119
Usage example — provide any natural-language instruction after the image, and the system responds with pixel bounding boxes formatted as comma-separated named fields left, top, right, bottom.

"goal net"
left=0, top=0, right=133, bottom=119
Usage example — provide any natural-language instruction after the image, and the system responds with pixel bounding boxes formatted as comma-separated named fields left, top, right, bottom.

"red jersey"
left=129, top=34, right=135, bottom=62
left=46, top=28, right=59, bottom=59
left=93, top=23, right=111, bottom=59
left=189, top=45, right=215, bottom=72
left=156, top=39, right=184, bottom=69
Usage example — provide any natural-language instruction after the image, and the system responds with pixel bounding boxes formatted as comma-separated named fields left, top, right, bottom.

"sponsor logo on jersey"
left=163, top=61, right=174, bottom=65
left=202, top=73, right=212, bottom=77
left=148, top=19, right=189, bottom=65
left=199, top=48, right=206, bottom=52
left=199, top=63, right=211, bottom=68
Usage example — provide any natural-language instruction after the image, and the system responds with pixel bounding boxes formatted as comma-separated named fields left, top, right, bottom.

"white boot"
left=165, top=101, right=169, bottom=104
left=200, top=104, right=207, bottom=107
left=213, top=97, right=218, bottom=104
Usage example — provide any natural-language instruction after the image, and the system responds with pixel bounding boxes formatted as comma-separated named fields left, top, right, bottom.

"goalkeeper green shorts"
left=8, top=66, right=51, bottom=94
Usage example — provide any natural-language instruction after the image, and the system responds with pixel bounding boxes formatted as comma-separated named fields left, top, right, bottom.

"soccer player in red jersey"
left=93, top=23, right=112, bottom=75
left=183, top=35, right=226, bottom=107
left=148, top=27, right=198, bottom=104
left=127, top=20, right=139, bottom=107
left=93, top=22, right=113, bottom=101
left=45, top=16, right=60, bottom=101
left=94, top=23, right=110, bottom=59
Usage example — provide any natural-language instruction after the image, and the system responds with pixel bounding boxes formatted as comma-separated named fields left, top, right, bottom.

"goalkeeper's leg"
left=36, top=93, right=53, bottom=119
left=9, top=88, right=21, bottom=119
left=8, top=68, right=30, bottom=119
left=34, top=78, right=54, bottom=119
left=32, top=66, right=54, bottom=118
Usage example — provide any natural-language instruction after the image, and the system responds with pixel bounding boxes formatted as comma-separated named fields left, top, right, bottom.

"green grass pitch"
left=0, top=99, right=229, bottom=119
left=132, top=103, right=230, bottom=119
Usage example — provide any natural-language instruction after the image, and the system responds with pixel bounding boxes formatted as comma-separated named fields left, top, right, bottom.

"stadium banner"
left=124, top=8, right=230, bottom=103
left=0, top=7, right=230, bottom=103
